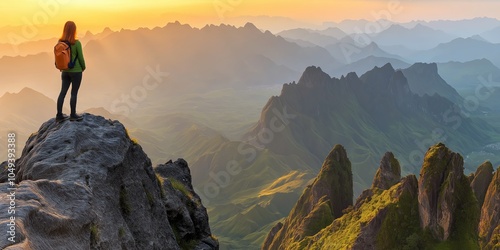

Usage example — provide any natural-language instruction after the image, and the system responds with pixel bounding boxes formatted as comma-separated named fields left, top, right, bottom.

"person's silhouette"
left=56, top=21, right=86, bottom=122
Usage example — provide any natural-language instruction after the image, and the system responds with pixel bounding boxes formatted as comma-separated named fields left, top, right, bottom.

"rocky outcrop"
left=371, top=152, right=401, bottom=190
left=417, top=143, right=479, bottom=241
left=264, top=143, right=485, bottom=249
left=262, top=145, right=352, bottom=250
left=352, top=175, right=419, bottom=250
left=0, top=114, right=218, bottom=250
left=479, top=167, right=500, bottom=249
left=261, top=222, right=283, bottom=249
left=155, top=159, right=218, bottom=249
left=471, top=161, right=494, bottom=207
left=355, top=152, right=401, bottom=210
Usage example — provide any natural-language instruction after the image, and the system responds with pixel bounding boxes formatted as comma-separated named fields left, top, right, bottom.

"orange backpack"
left=54, top=41, right=78, bottom=71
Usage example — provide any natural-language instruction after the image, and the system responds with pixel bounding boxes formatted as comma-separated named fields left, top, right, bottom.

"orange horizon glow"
left=1, top=0, right=500, bottom=43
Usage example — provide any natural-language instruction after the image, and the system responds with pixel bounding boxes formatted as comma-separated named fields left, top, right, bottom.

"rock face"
left=471, top=161, right=494, bottom=207
left=352, top=175, right=419, bottom=250
left=417, top=143, right=478, bottom=241
left=155, top=159, right=218, bottom=249
left=479, top=167, right=500, bottom=249
left=262, top=145, right=353, bottom=250
left=371, top=152, right=401, bottom=190
left=0, top=114, right=218, bottom=250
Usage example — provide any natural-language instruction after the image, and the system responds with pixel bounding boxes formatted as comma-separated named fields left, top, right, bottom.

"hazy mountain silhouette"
left=0, top=22, right=342, bottom=111
left=224, top=15, right=321, bottom=33
left=322, top=19, right=394, bottom=35
left=369, top=24, right=456, bottom=50
left=413, top=17, right=500, bottom=37
left=277, top=29, right=339, bottom=47
left=325, top=40, right=407, bottom=65
left=481, top=26, right=500, bottom=43
left=413, top=38, right=500, bottom=67
left=469, top=35, right=491, bottom=43
left=276, top=27, right=348, bottom=47
left=0, top=27, right=114, bottom=58
left=332, top=55, right=410, bottom=77
left=0, top=87, right=61, bottom=151
left=317, top=27, right=349, bottom=40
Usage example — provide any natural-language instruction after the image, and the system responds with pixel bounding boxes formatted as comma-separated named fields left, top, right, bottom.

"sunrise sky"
left=1, top=0, right=500, bottom=42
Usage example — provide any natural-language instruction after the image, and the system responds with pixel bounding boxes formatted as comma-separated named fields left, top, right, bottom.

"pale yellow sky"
left=1, top=0, right=500, bottom=42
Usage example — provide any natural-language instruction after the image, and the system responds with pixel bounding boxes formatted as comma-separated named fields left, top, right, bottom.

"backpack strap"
left=64, top=40, right=79, bottom=68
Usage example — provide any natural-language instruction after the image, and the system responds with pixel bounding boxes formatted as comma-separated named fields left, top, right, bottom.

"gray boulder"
left=0, top=114, right=218, bottom=250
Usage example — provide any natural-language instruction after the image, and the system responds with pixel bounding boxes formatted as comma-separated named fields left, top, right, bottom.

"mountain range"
left=369, top=24, right=456, bottom=50
left=188, top=64, right=498, bottom=248
left=412, top=38, right=500, bottom=68
left=3, top=19, right=500, bottom=249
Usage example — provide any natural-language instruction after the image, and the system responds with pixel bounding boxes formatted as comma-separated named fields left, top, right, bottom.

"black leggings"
left=57, top=72, right=82, bottom=115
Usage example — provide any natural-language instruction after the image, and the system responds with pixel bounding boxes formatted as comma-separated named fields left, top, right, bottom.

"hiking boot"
left=56, top=114, right=69, bottom=123
left=69, top=114, right=83, bottom=121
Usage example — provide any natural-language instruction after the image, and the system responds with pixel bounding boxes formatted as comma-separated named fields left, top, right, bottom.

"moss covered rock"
left=479, top=167, right=500, bottom=250
left=471, top=161, right=494, bottom=207
left=372, top=152, right=401, bottom=190
left=418, top=143, right=466, bottom=241
left=262, top=145, right=352, bottom=250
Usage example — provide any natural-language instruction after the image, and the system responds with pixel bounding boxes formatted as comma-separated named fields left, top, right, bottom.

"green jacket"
left=63, top=40, right=86, bottom=73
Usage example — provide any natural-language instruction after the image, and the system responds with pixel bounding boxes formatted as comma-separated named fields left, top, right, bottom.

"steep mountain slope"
left=401, top=63, right=464, bottom=105
left=437, top=59, right=500, bottom=93
left=264, top=143, right=482, bottom=249
left=263, top=145, right=353, bottom=249
left=0, top=114, right=218, bottom=249
left=436, top=59, right=500, bottom=112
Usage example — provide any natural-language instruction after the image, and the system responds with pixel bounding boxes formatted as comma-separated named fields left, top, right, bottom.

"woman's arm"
left=77, top=40, right=86, bottom=71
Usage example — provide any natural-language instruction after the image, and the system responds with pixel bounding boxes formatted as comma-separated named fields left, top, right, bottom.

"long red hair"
left=59, top=21, right=77, bottom=45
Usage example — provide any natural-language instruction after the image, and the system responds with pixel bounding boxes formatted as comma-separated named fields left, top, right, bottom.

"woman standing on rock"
left=56, top=21, right=86, bottom=122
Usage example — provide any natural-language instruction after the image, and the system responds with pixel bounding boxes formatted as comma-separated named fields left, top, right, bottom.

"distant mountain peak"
left=407, top=62, right=438, bottom=73
left=361, top=63, right=395, bottom=80
left=1, top=87, right=48, bottom=100
left=243, top=22, right=258, bottom=30
left=297, top=66, right=331, bottom=87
